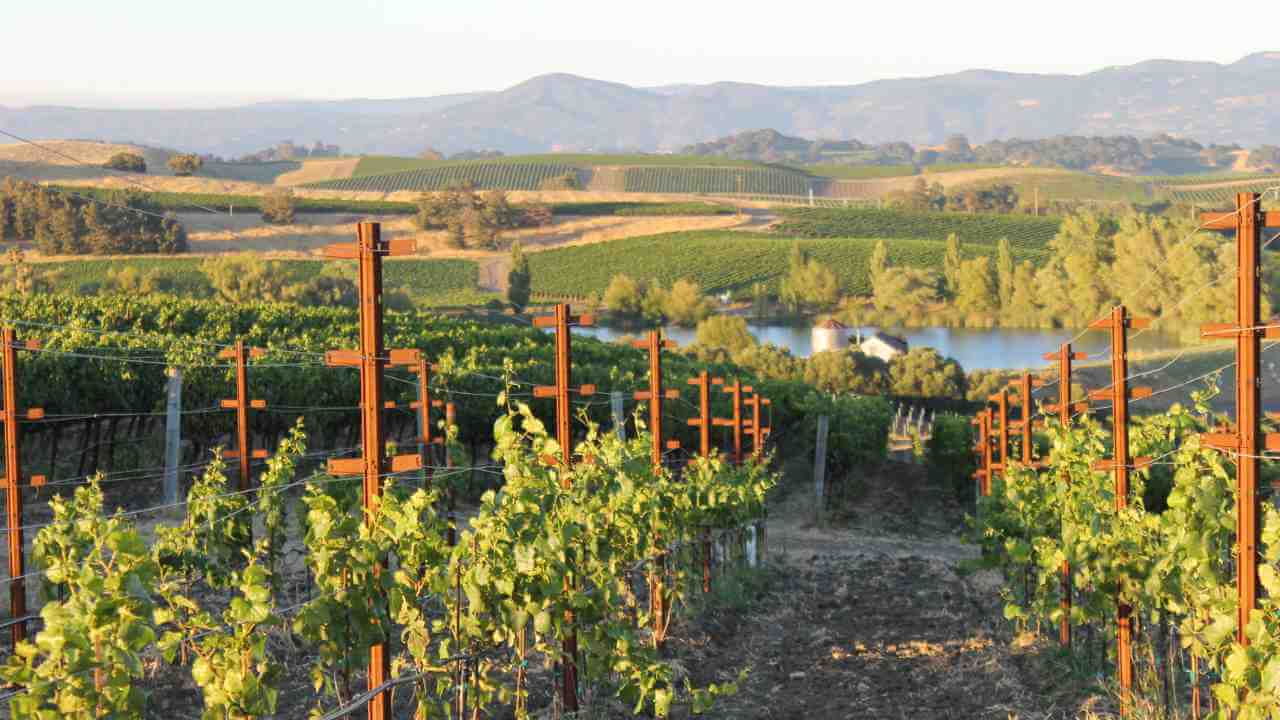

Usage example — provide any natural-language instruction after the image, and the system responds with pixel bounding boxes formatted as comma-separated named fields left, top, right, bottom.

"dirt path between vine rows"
left=669, top=462, right=1095, bottom=719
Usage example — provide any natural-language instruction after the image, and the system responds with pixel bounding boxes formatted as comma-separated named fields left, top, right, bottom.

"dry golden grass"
left=0, top=140, right=176, bottom=178
left=275, top=158, right=361, bottom=186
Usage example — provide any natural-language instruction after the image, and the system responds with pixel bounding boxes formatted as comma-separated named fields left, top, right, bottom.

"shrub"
left=167, top=154, right=204, bottom=176
left=104, top=152, right=146, bottom=173
left=925, top=414, right=977, bottom=501
left=538, top=171, right=580, bottom=190
left=694, top=315, right=755, bottom=353
left=260, top=188, right=296, bottom=225
left=603, top=273, right=643, bottom=316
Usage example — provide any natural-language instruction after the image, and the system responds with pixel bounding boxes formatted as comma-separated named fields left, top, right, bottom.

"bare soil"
left=665, top=461, right=1098, bottom=719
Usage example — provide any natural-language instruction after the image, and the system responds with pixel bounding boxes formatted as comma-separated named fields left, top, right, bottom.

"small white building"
left=811, top=318, right=852, bottom=354
left=860, top=330, right=909, bottom=362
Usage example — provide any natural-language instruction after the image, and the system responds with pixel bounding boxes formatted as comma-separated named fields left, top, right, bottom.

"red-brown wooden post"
left=987, top=391, right=1009, bottom=480
left=687, top=371, right=714, bottom=458
left=218, top=340, right=267, bottom=492
left=1198, top=193, right=1280, bottom=648
left=1, top=329, right=43, bottom=648
left=532, top=302, right=596, bottom=714
left=713, top=379, right=750, bottom=465
left=632, top=330, right=680, bottom=467
left=1087, top=306, right=1152, bottom=717
left=1042, top=343, right=1088, bottom=649
left=746, top=394, right=771, bottom=458
left=321, top=223, right=423, bottom=720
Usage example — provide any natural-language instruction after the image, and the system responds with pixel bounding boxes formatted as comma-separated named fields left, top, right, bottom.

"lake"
left=571, top=323, right=1185, bottom=371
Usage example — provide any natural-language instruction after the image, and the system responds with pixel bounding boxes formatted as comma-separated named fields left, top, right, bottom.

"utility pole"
left=321, top=223, right=423, bottom=720
left=1086, top=306, right=1152, bottom=717
left=218, top=340, right=267, bottom=491
left=532, top=302, right=595, bottom=714
left=631, top=330, right=680, bottom=467
left=1, top=329, right=42, bottom=648
left=1042, top=343, right=1089, bottom=649
left=1198, top=192, right=1280, bottom=648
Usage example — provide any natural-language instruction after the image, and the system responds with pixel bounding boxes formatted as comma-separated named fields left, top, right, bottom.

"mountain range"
left=3, top=53, right=1280, bottom=158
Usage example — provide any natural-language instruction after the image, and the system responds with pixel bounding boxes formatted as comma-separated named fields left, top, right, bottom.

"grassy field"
left=527, top=229, right=1050, bottom=297
left=771, top=207, right=1061, bottom=250
left=352, top=153, right=766, bottom=177
left=956, top=172, right=1155, bottom=204
left=922, top=163, right=1004, bottom=174
left=38, top=257, right=491, bottom=307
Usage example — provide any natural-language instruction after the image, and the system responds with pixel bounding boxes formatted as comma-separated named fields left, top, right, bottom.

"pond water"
left=570, top=322, right=1185, bottom=371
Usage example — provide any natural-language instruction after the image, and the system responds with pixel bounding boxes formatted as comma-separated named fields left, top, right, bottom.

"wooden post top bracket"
left=630, top=338, right=678, bottom=350
left=217, top=346, right=265, bottom=361
left=1043, top=401, right=1091, bottom=415
left=1087, top=387, right=1152, bottom=402
left=221, top=398, right=267, bottom=410
left=4, top=338, right=41, bottom=352
left=635, top=388, right=681, bottom=401
left=327, top=452, right=422, bottom=477
left=1200, top=322, right=1280, bottom=340
left=1042, top=350, right=1089, bottom=361
left=1087, top=315, right=1151, bottom=331
left=1198, top=209, right=1279, bottom=231
left=1201, top=432, right=1280, bottom=454
left=1008, top=419, right=1046, bottom=430
left=532, top=313, right=595, bottom=328
left=1008, top=378, right=1046, bottom=389
left=533, top=384, right=597, bottom=398
left=323, top=348, right=420, bottom=367
left=322, top=232, right=416, bottom=259
left=224, top=448, right=269, bottom=460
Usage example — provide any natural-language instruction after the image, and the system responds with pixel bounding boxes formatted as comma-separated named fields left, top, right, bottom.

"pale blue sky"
left=3, top=0, right=1277, bottom=107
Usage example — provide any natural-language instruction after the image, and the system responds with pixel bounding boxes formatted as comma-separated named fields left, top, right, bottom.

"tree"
left=506, top=240, right=531, bottom=313
left=780, top=244, right=839, bottom=311
left=943, top=233, right=963, bottom=296
left=603, top=274, right=644, bottom=317
left=260, top=188, right=296, bottom=225
left=1005, top=261, right=1041, bottom=326
left=694, top=315, right=755, bottom=353
left=872, top=267, right=940, bottom=312
left=954, top=257, right=997, bottom=315
left=167, top=154, right=204, bottom=176
left=104, top=152, right=147, bottom=173
left=995, top=238, right=1014, bottom=309
left=803, top=350, right=889, bottom=395
left=663, top=279, right=714, bottom=327
left=869, top=240, right=889, bottom=286
left=730, top=343, right=802, bottom=381
left=201, top=255, right=287, bottom=304
left=888, top=348, right=966, bottom=399
left=539, top=172, right=580, bottom=190
left=419, top=148, right=445, bottom=161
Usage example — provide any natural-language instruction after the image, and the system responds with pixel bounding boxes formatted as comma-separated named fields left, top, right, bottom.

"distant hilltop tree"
left=104, top=152, right=147, bottom=173
left=419, top=148, right=445, bottom=161
left=167, top=153, right=203, bottom=176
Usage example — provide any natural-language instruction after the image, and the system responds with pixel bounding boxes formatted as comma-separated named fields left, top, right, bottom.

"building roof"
left=863, top=330, right=909, bottom=352
left=814, top=318, right=847, bottom=330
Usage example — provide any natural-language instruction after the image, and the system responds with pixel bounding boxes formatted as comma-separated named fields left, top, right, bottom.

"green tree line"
left=0, top=178, right=188, bottom=255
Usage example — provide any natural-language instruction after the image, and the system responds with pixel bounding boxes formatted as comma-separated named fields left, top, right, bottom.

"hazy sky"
left=4, top=0, right=1278, bottom=108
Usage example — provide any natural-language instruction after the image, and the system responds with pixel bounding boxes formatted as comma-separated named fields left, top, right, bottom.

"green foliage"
left=154, top=450, right=252, bottom=588
left=507, top=240, right=531, bottom=313
left=779, top=244, right=839, bottom=311
left=604, top=273, right=644, bottom=316
left=662, top=278, right=715, bottom=327
left=1, top=479, right=158, bottom=718
left=168, top=153, right=204, bottom=176
left=0, top=177, right=188, bottom=255
left=528, top=230, right=1048, bottom=298
left=104, top=152, right=147, bottom=173
left=773, top=206, right=1061, bottom=249
left=259, top=187, right=296, bottom=225
left=257, top=419, right=307, bottom=581
left=55, top=185, right=417, bottom=215
left=415, top=185, right=522, bottom=249
left=803, top=350, right=888, bottom=395
left=888, top=348, right=967, bottom=399
left=312, top=162, right=583, bottom=192
left=694, top=315, right=756, bottom=353
left=925, top=414, right=977, bottom=501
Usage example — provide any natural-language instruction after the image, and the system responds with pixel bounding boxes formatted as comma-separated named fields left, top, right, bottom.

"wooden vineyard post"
left=218, top=340, right=267, bottom=492
left=970, top=412, right=987, bottom=499
left=687, top=370, right=718, bottom=593
left=745, top=393, right=771, bottom=459
left=1042, top=343, right=1089, bottom=649
left=321, top=223, right=424, bottom=720
left=687, top=370, right=715, bottom=458
left=1086, top=306, right=1153, bottom=717
left=632, top=329, right=680, bottom=466
left=532, top=302, right=595, bottom=714
left=987, top=391, right=1009, bottom=481
left=1, top=329, right=43, bottom=648
left=1197, top=192, right=1280, bottom=648
left=713, top=378, right=750, bottom=465
left=631, top=329, right=680, bottom=648
left=1008, top=372, right=1045, bottom=466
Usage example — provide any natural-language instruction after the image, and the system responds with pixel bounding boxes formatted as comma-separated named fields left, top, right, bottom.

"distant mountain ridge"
left=3, top=53, right=1280, bottom=157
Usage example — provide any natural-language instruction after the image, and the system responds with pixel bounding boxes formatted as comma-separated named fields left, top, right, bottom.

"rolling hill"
left=5, top=53, right=1280, bottom=157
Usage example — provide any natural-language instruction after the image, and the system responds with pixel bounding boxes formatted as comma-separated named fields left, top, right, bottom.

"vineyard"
left=0, top=257, right=894, bottom=718
left=972, top=194, right=1280, bottom=718
left=771, top=207, right=1062, bottom=250
left=527, top=230, right=1050, bottom=297
left=621, top=167, right=810, bottom=196
left=305, top=164, right=588, bottom=193
left=1164, top=180, right=1280, bottom=207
